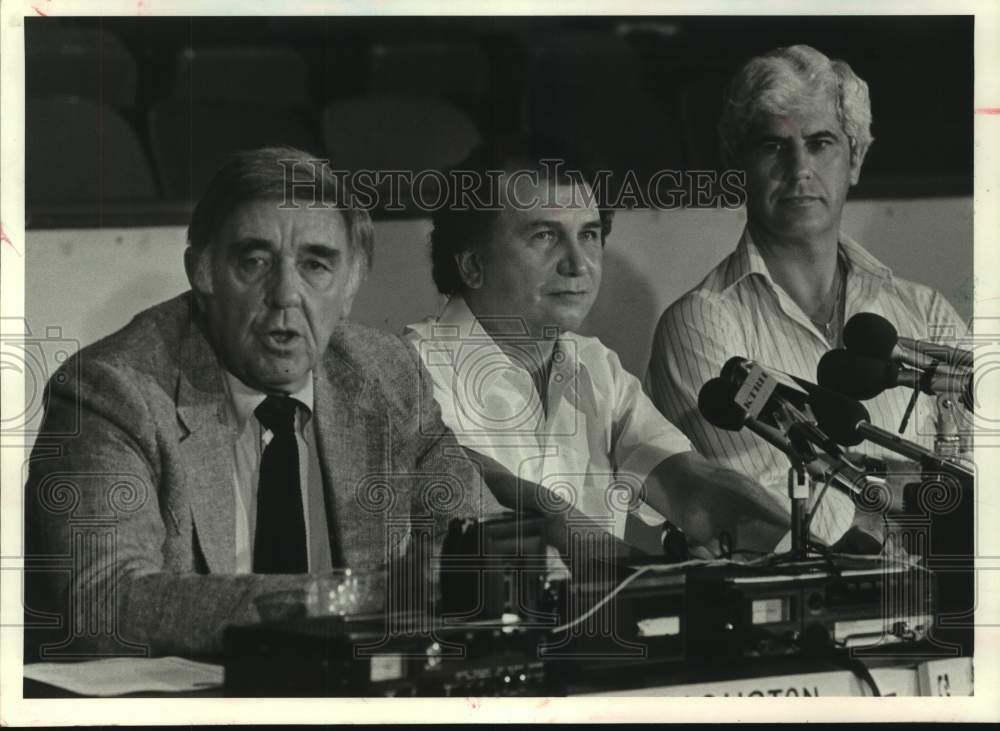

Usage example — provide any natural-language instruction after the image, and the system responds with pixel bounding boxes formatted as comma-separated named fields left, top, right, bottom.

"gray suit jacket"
left=24, top=293, right=501, bottom=658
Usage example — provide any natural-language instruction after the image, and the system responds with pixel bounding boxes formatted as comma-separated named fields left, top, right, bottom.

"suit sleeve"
left=24, top=355, right=312, bottom=659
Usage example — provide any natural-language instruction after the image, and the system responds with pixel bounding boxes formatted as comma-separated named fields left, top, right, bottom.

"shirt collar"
left=837, top=231, right=895, bottom=281
left=722, top=225, right=893, bottom=292
left=410, top=294, right=579, bottom=370
left=436, top=293, right=488, bottom=338
left=223, top=370, right=315, bottom=429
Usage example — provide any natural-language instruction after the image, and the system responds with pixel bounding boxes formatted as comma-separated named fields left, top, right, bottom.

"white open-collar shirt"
left=406, top=295, right=693, bottom=550
left=647, top=227, right=969, bottom=547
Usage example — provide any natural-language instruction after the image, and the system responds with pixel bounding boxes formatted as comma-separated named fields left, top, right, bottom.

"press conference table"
left=23, top=651, right=973, bottom=698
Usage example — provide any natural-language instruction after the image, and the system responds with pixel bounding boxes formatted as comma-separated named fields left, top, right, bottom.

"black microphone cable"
left=827, top=651, right=882, bottom=696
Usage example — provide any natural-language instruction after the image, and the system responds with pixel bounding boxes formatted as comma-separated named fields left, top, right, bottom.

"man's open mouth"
left=261, top=329, right=302, bottom=348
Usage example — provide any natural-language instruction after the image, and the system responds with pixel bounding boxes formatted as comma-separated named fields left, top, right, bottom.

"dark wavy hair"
left=429, top=135, right=614, bottom=296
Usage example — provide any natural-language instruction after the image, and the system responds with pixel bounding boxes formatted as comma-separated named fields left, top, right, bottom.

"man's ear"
left=184, top=246, right=213, bottom=299
left=455, top=250, right=484, bottom=290
left=848, top=139, right=869, bottom=186
left=338, top=254, right=367, bottom=321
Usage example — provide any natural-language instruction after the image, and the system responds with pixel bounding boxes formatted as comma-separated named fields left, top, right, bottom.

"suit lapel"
left=174, top=316, right=238, bottom=574
left=314, top=345, right=393, bottom=570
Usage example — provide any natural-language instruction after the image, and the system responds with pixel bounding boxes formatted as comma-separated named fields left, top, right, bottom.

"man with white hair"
left=646, top=45, right=967, bottom=551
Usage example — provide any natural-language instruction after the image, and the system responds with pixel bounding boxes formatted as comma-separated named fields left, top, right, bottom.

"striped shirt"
left=405, top=295, right=692, bottom=551
left=645, top=227, right=967, bottom=547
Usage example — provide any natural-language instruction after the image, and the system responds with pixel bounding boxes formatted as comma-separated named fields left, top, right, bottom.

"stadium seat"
left=321, top=96, right=481, bottom=211
left=675, top=74, right=730, bottom=171
left=521, top=30, right=646, bottom=96
left=367, top=42, right=490, bottom=106
left=525, top=85, right=685, bottom=199
left=25, top=25, right=139, bottom=110
left=148, top=100, right=322, bottom=200
left=26, top=96, right=158, bottom=204
left=166, top=47, right=312, bottom=107
left=321, top=95, right=480, bottom=186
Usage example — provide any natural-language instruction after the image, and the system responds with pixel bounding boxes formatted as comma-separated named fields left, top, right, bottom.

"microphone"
left=806, top=384, right=974, bottom=480
left=844, top=312, right=972, bottom=370
left=720, top=356, right=844, bottom=459
left=817, top=348, right=891, bottom=400
left=720, top=356, right=809, bottom=412
left=698, top=377, right=793, bottom=455
left=697, top=378, right=870, bottom=498
left=818, top=348, right=973, bottom=408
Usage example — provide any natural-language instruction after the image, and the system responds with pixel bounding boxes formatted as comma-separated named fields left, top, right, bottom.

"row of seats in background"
left=25, top=21, right=706, bottom=220
left=24, top=17, right=972, bottom=226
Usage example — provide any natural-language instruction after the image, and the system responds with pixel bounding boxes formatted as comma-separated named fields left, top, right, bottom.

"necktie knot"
left=255, top=395, right=297, bottom=436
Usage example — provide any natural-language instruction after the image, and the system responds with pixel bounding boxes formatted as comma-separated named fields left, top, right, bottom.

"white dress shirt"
left=405, top=295, right=693, bottom=551
left=224, top=371, right=332, bottom=574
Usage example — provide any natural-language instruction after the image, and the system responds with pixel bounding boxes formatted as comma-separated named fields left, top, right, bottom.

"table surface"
left=23, top=650, right=972, bottom=699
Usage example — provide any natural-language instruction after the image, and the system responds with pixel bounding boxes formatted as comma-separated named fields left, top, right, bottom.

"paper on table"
left=23, top=657, right=223, bottom=696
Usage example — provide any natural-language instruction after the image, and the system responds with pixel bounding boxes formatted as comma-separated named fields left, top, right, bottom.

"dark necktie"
left=252, top=395, right=308, bottom=573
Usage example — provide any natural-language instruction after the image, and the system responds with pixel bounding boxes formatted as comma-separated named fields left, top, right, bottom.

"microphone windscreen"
left=817, top=349, right=896, bottom=401
left=844, top=312, right=898, bottom=360
left=697, top=378, right=747, bottom=431
left=806, top=387, right=870, bottom=447
left=719, top=356, right=749, bottom=385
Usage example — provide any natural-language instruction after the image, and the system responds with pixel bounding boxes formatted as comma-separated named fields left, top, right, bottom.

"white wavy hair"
left=718, top=44, right=874, bottom=168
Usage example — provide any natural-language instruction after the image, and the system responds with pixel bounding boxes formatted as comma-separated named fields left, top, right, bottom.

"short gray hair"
left=187, top=146, right=374, bottom=271
left=718, top=44, right=874, bottom=167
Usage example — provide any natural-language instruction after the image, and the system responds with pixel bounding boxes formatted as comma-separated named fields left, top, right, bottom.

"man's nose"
left=267, top=258, right=303, bottom=308
left=557, top=237, right=591, bottom=277
left=786, top=141, right=812, bottom=181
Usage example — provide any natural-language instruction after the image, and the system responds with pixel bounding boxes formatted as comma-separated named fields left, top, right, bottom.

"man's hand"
left=460, top=447, right=636, bottom=564
left=834, top=506, right=914, bottom=560
left=846, top=453, right=923, bottom=513
left=830, top=525, right=883, bottom=555
left=643, top=451, right=791, bottom=555
left=460, top=448, right=568, bottom=515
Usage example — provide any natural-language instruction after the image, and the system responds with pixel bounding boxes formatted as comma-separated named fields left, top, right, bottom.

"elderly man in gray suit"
left=24, top=147, right=499, bottom=660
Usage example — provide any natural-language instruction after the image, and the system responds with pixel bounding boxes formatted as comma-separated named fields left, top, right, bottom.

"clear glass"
left=254, top=568, right=386, bottom=623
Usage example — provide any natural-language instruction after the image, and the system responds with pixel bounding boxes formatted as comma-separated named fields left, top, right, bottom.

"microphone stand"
left=785, top=424, right=820, bottom=561
left=773, top=406, right=826, bottom=561
left=786, top=461, right=810, bottom=559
